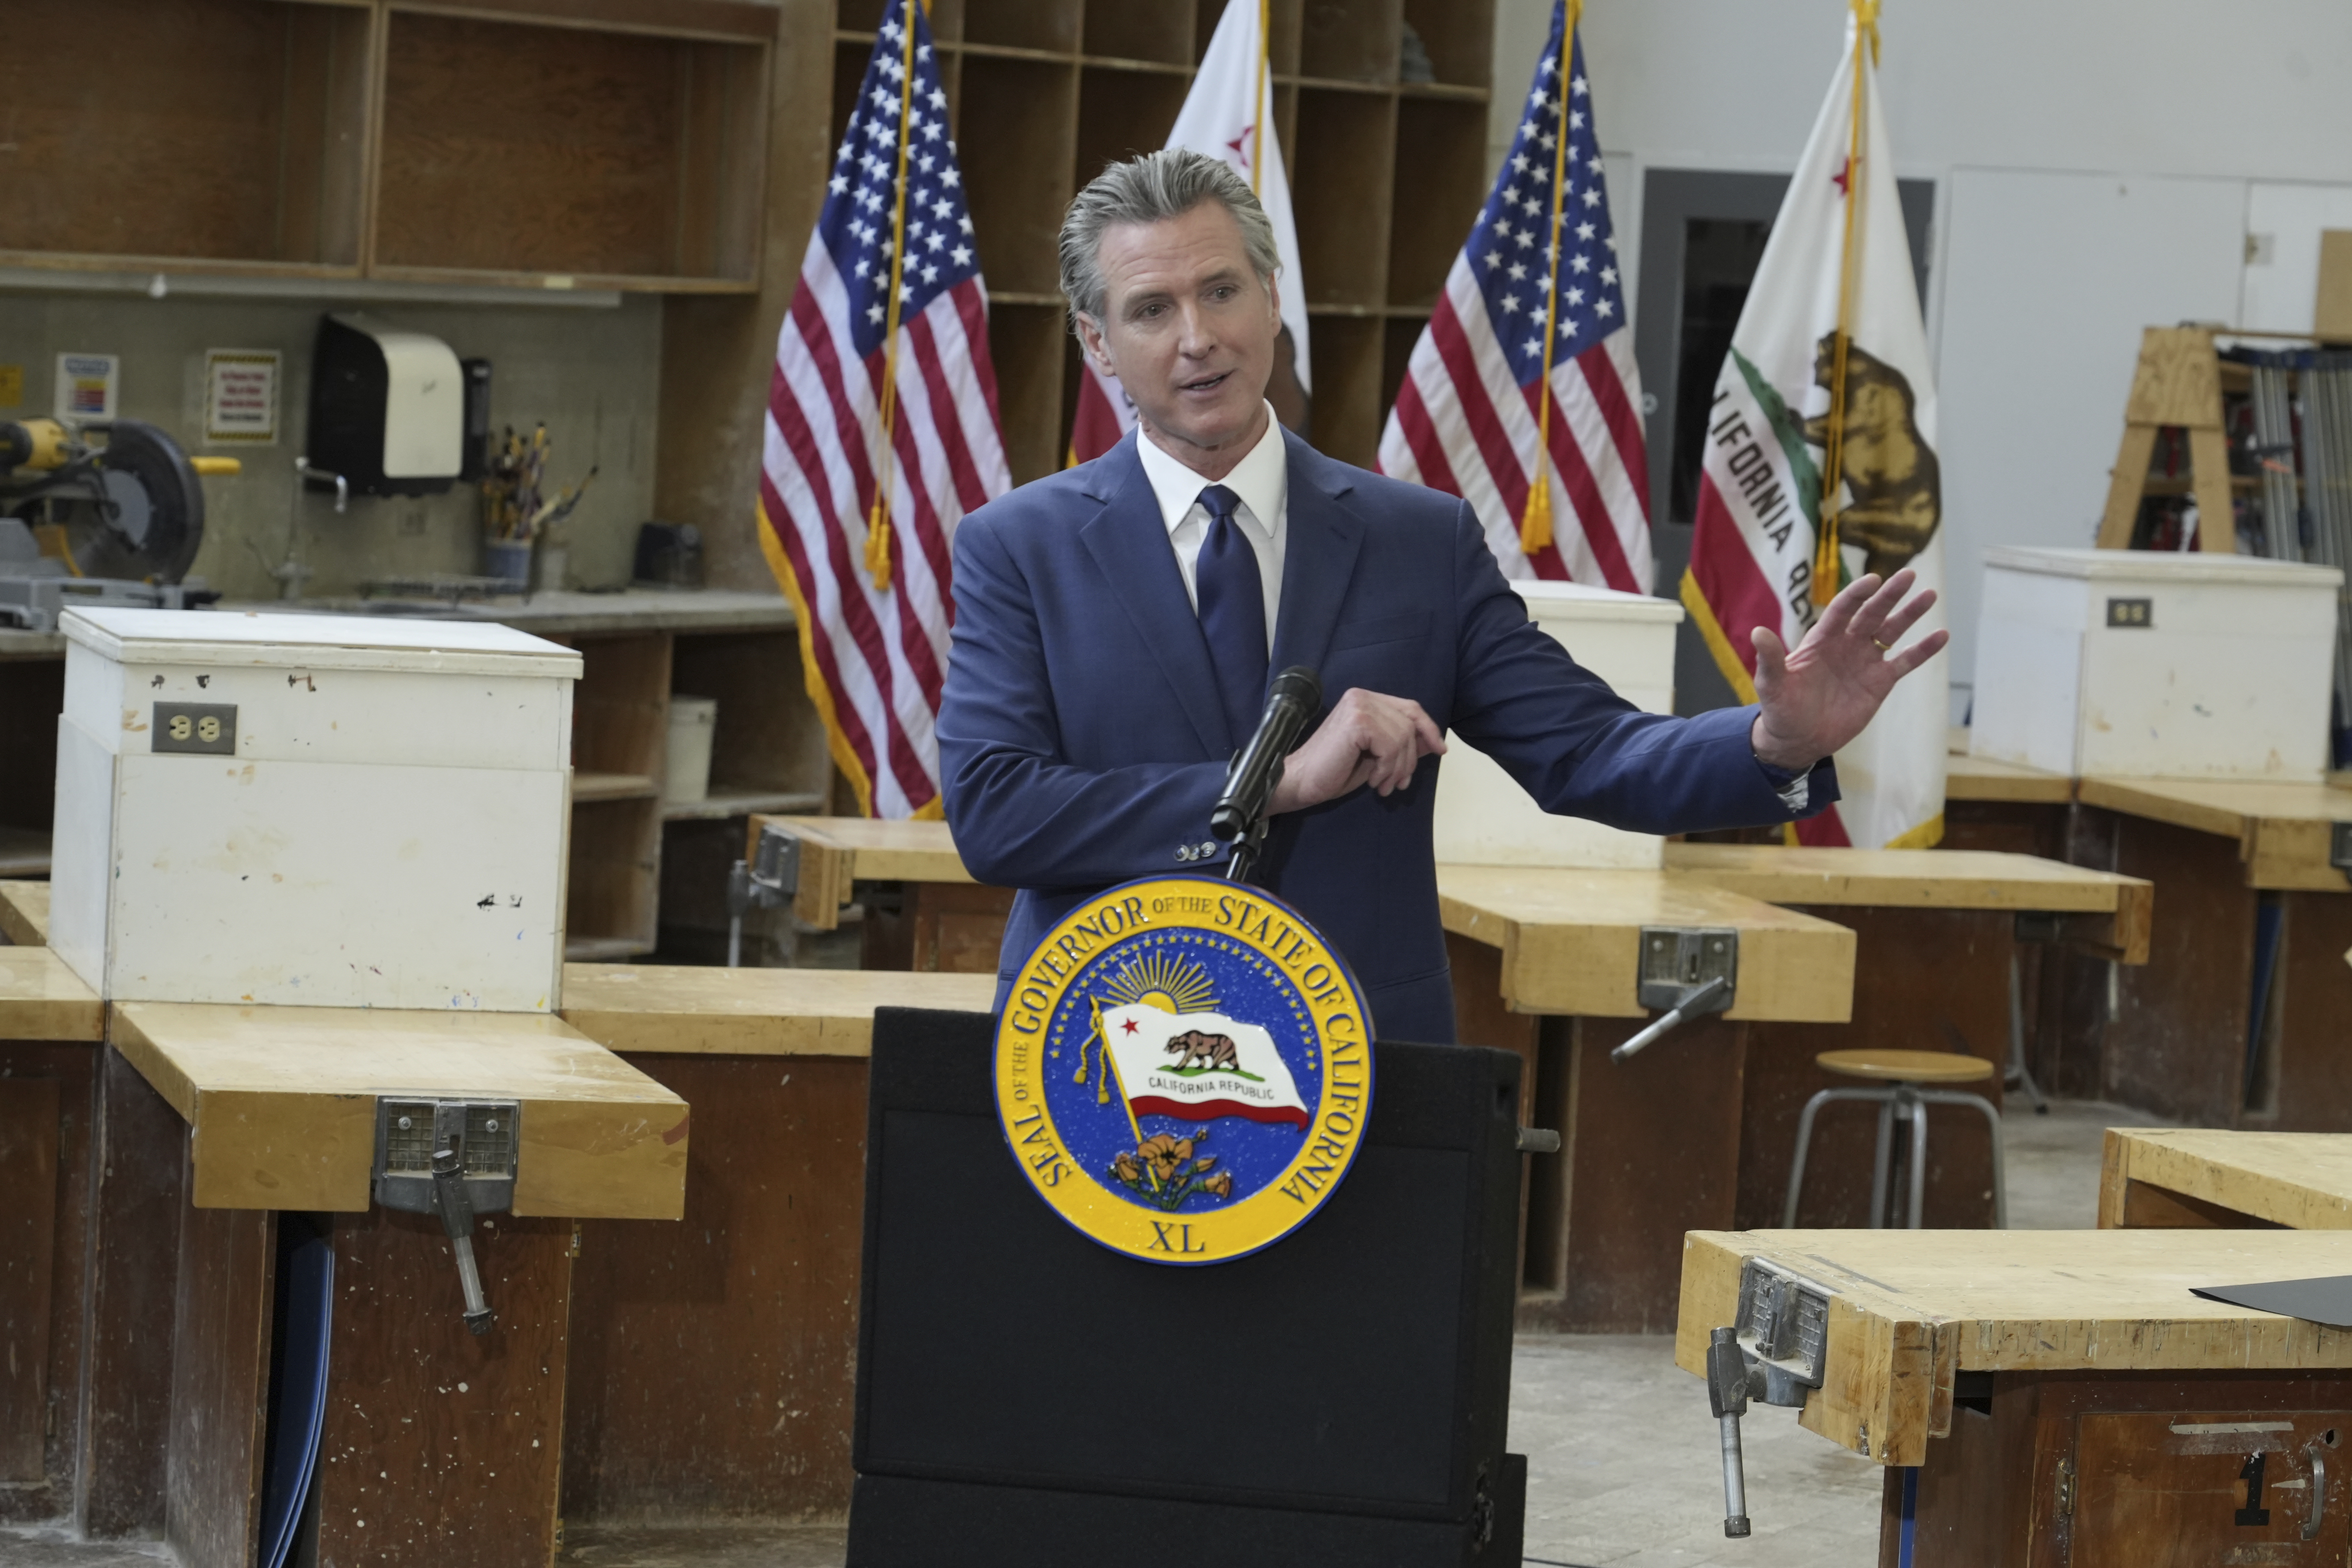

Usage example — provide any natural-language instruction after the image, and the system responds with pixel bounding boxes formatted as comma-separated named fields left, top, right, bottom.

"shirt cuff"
left=1752, top=753, right=1817, bottom=816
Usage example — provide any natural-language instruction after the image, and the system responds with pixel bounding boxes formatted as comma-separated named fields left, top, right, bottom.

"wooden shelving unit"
left=830, top=0, right=1498, bottom=481
left=550, top=623, right=834, bottom=961
left=0, top=0, right=775, bottom=293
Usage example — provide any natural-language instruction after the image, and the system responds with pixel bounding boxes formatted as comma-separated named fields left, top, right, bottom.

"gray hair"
left=1057, top=148, right=1281, bottom=331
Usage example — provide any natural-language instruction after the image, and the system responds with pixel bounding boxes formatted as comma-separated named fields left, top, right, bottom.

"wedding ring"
left=1871, top=638, right=1891, bottom=651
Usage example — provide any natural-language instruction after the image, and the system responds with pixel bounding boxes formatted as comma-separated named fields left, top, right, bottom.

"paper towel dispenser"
left=306, top=313, right=465, bottom=496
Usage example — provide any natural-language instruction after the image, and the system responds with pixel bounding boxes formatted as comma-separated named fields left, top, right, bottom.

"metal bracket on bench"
left=1707, top=1258, right=1836, bottom=1538
left=726, top=823, right=803, bottom=968
left=373, top=1098, right=519, bottom=1336
left=1613, top=927, right=1739, bottom=1063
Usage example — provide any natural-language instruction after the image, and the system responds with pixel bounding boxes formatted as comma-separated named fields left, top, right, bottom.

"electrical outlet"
left=153, top=702, right=236, bottom=755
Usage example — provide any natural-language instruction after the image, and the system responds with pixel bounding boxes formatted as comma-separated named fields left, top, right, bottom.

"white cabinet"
left=1432, top=581, right=1682, bottom=869
left=1970, top=546, right=2341, bottom=781
left=49, top=608, right=581, bottom=1010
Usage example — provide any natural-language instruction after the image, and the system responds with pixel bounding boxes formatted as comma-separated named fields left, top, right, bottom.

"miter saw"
left=0, top=418, right=232, bottom=631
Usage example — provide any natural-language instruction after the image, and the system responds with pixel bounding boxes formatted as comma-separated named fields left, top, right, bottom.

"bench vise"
left=1706, top=1257, right=1835, bottom=1537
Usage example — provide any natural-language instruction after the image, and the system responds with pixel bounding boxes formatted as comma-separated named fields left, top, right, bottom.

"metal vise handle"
left=1612, top=974, right=1732, bottom=1064
left=1706, top=1326, right=1753, bottom=1538
left=430, top=1144, right=495, bottom=1336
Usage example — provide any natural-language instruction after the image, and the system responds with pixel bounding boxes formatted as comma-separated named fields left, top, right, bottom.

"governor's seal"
left=993, top=874, right=1374, bottom=1265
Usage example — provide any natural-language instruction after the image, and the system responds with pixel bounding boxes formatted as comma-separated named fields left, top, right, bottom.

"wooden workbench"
left=750, top=814, right=1005, bottom=971
left=0, top=879, right=47, bottom=947
left=1437, top=864, right=1855, bottom=1332
left=1660, top=846, right=2150, bottom=1234
left=2101, top=1127, right=2352, bottom=1230
left=82, top=1003, right=687, bottom=1567
left=556, top=964, right=993, bottom=1526
left=1677, top=1228, right=2352, bottom=1564
left=2073, top=776, right=2352, bottom=1127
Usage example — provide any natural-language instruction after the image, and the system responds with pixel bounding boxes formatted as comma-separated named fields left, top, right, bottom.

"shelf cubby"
left=374, top=9, right=768, bottom=288
left=0, top=0, right=372, bottom=274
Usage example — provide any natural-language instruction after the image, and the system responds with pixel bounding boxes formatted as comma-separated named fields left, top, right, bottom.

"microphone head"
left=1270, top=665, right=1321, bottom=710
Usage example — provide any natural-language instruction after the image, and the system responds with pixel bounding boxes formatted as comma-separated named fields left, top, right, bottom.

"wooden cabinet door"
left=2073, top=1410, right=2349, bottom=1567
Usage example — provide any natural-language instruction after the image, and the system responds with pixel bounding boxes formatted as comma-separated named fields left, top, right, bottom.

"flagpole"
left=1519, top=0, right=1582, bottom=559
left=1094, top=1003, right=1162, bottom=1192
left=865, top=0, right=926, bottom=595
left=1813, top=0, right=1879, bottom=608
left=1252, top=0, right=1269, bottom=195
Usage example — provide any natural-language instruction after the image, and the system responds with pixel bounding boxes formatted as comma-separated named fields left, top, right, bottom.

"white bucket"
left=665, top=696, right=718, bottom=803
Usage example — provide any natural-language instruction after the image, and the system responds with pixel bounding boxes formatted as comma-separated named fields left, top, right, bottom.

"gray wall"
left=0, top=288, right=661, bottom=601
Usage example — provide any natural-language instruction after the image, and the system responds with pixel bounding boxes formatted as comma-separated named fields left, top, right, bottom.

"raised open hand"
left=1748, top=568, right=1948, bottom=771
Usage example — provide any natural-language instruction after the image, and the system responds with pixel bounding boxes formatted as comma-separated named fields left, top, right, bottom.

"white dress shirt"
left=1133, top=404, right=1287, bottom=653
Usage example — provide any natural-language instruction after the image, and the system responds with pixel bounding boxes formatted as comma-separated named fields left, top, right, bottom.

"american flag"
left=759, top=0, right=1010, bottom=819
left=1376, top=2, right=1651, bottom=593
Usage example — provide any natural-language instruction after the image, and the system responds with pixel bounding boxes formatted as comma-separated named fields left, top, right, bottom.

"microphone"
left=1212, top=666, right=1323, bottom=846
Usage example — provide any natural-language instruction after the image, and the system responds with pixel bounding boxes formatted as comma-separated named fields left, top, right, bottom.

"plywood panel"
left=1559, top=1015, right=1743, bottom=1332
left=561, top=963, right=993, bottom=1055
left=0, top=1077, right=59, bottom=1483
left=108, top=1002, right=689, bottom=1218
left=0, top=0, right=370, bottom=267
left=1291, top=89, right=1395, bottom=306
left=2104, top=1128, right=2352, bottom=1230
left=1305, top=312, right=1386, bottom=471
left=314, top=1207, right=573, bottom=1566
left=1083, top=0, right=1197, bottom=65
left=376, top=11, right=765, bottom=282
left=2105, top=816, right=2257, bottom=1125
left=0, top=949, right=100, bottom=1043
left=1402, top=0, right=1493, bottom=89
left=955, top=57, right=1079, bottom=298
left=961, top=0, right=1080, bottom=53
left=79, top=1045, right=186, bottom=1539
left=1436, top=863, right=1856, bottom=1022
left=163, top=1205, right=272, bottom=1568
left=1298, top=0, right=1401, bottom=83
left=0, top=1046, right=91, bottom=1523
left=1387, top=97, right=1487, bottom=309
left=562, top=1054, right=868, bottom=1522
left=670, top=631, right=831, bottom=799
left=988, top=302, right=1073, bottom=487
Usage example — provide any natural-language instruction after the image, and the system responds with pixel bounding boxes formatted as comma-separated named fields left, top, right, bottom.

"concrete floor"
left=0, top=1098, right=2160, bottom=1568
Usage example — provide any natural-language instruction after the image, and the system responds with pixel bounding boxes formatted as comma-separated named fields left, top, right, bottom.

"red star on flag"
left=1832, top=157, right=1852, bottom=196
left=1121, top=1017, right=1140, bottom=1034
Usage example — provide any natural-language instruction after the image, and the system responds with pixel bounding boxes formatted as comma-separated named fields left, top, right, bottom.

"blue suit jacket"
left=938, top=430, right=1836, bottom=1043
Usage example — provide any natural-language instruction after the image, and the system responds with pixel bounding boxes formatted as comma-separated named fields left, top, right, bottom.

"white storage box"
left=1432, top=581, right=1681, bottom=869
left=49, top=608, right=581, bottom=1011
left=1970, top=546, right=2342, bottom=781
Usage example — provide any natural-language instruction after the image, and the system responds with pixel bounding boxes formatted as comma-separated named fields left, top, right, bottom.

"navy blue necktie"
left=1194, top=483, right=1268, bottom=746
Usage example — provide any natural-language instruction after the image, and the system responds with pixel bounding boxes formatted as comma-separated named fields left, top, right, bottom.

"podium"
left=848, top=1008, right=1528, bottom=1564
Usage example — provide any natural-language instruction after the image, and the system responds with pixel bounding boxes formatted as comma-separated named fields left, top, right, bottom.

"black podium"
left=847, top=1008, right=1528, bottom=1565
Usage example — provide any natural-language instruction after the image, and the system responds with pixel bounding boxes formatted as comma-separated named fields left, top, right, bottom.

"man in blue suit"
left=938, top=150, right=1945, bottom=1043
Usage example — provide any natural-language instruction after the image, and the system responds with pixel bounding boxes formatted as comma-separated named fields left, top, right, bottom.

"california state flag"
left=1067, top=0, right=1311, bottom=462
left=1680, top=5, right=1946, bottom=849
left=1099, top=1004, right=1311, bottom=1128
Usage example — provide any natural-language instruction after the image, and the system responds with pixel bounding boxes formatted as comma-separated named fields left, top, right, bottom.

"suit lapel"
left=1078, top=437, right=1232, bottom=756
left=1270, top=431, right=1365, bottom=694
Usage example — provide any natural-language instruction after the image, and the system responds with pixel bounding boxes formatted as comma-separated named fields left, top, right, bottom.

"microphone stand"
left=1224, top=789, right=1275, bottom=885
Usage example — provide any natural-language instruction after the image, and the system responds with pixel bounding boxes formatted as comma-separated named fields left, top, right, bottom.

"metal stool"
left=1783, top=1049, right=2007, bottom=1230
